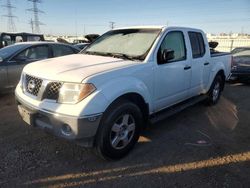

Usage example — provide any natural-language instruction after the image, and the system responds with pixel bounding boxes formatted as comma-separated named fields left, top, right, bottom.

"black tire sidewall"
left=95, top=100, right=142, bottom=160
left=208, top=75, right=223, bottom=104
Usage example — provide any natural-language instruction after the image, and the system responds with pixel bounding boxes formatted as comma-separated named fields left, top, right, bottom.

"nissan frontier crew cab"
left=15, top=26, right=232, bottom=160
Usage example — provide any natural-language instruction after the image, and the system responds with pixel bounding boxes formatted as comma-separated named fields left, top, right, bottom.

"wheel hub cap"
left=110, top=114, right=136, bottom=150
left=212, top=82, right=220, bottom=101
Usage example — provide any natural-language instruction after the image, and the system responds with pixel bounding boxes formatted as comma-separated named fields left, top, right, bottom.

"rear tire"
left=206, top=74, right=224, bottom=105
left=95, top=99, right=143, bottom=160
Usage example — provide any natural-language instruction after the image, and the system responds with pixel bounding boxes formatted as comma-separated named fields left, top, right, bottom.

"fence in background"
left=207, top=38, right=250, bottom=52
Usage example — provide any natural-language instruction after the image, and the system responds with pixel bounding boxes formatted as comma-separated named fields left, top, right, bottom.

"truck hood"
left=23, top=54, right=138, bottom=82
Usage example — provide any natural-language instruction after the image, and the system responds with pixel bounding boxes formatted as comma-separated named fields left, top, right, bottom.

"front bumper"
left=16, top=95, right=102, bottom=147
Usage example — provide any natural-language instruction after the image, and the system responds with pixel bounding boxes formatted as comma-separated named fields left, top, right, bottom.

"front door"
left=154, top=31, right=191, bottom=111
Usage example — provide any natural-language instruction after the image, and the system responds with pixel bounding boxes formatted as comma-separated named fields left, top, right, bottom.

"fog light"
left=61, top=124, right=72, bottom=136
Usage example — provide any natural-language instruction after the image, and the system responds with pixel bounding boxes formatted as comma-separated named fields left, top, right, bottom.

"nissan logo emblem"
left=27, top=80, right=36, bottom=93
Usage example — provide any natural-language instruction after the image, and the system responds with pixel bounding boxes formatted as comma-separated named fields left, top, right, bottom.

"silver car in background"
left=0, top=42, right=80, bottom=93
left=231, top=47, right=250, bottom=82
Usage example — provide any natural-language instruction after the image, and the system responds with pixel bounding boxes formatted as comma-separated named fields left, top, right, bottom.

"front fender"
left=99, top=76, right=152, bottom=113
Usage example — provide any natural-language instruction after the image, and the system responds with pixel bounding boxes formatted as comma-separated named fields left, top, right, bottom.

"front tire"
left=95, top=99, right=143, bottom=160
left=206, top=74, right=224, bottom=105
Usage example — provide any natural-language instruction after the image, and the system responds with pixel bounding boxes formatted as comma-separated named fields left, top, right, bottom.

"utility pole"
left=27, top=0, right=44, bottom=33
left=109, top=21, right=115, bottom=29
left=29, top=18, right=34, bottom=33
left=1, top=0, right=16, bottom=32
left=241, top=26, right=244, bottom=36
left=75, top=19, right=78, bottom=38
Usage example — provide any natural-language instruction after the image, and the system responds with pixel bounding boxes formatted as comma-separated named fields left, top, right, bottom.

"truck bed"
left=210, top=51, right=231, bottom=57
left=210, top=50, right=232, bottom=80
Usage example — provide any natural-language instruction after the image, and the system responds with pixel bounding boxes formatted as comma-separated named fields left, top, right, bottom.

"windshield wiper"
left=84, top=51, right=105, bottom=56
left=84, top=51, right=143, bottom=61
left=104, top=52, right=143, bottom=61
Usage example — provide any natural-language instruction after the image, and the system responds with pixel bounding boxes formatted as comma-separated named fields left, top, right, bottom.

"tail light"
left=231, top=56, right=234, bottom=67
left=231, top=56, right=237, bottom=70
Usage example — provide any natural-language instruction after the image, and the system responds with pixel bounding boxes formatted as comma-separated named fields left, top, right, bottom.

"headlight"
left=20, top=73, right=25, bottom=91
left=58, top=83, right=96, bottom=104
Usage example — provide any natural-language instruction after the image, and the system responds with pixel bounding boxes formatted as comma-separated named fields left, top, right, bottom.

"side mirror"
left=162, top=49, right=175, bottom=62
left=158, top=49, right=175, bottom=64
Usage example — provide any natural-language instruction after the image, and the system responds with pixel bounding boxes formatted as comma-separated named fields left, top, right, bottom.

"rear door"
left=7, top=45, right=50, bottom=87
left=188, top=31, right=210, bottom=96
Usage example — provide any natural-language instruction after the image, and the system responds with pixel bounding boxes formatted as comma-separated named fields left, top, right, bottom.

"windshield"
left=82, top=28, right=161, bottom=60
left=0, top=44, right=25, bottom=60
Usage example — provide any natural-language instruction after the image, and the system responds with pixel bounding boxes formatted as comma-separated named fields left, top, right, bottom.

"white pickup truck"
left=15, top=26, right=231, bottom=159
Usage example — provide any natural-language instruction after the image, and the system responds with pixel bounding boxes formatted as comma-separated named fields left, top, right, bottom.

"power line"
left=27, top=0, right=44, bottom=33
left=1, top=0, right=16, bottom=32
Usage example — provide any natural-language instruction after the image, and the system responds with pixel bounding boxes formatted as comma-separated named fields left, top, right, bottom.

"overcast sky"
left=0, top=0, right=250, bottom=35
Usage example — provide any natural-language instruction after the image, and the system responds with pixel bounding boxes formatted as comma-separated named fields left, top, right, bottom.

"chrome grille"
left=44, top=82, right=62, bottom=100
left=25, top=74, right=43, bottom=96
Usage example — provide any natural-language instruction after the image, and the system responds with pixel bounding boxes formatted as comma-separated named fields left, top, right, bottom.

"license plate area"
left=18, top=105, right=35, bottom=126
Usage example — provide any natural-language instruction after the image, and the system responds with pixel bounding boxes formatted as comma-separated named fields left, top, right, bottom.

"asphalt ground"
left=0, top=82, right=250, bottom=188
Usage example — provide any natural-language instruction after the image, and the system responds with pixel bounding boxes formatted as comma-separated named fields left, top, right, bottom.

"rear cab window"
left=188, top=32, right=205, bottom=58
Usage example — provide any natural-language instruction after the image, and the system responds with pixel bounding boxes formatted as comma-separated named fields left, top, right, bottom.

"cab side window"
left=158, top=31, right=186, bottom=64
left=14, top=45, right=49, bottom=61
left=52, top=45, right=75, bottom=57
left=188, top=32, right=205, bottom=58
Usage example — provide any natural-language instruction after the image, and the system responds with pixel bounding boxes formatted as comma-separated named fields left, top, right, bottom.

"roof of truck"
left=113, top=25, right=204, bottom=32
left=113, top=25, right=165, bottom=30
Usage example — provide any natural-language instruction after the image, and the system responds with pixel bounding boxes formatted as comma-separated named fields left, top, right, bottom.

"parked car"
left=15, top=26, right=231, bottom=160
left=0, top=32, right=45, bottom=49
left=230, top=47, right=250, bottom=81
left=74, top=43, right=90, bottom=50
left=0, top=42, right=80, bottom=92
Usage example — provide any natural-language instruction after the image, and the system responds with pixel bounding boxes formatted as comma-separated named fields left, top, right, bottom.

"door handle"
left=184, top=66, right=191, bottom=70
left=204, top=62, right=210, bottom=66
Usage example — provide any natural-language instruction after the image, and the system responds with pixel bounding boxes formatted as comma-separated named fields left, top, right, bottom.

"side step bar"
left=149, top=95, right=207, bottom=124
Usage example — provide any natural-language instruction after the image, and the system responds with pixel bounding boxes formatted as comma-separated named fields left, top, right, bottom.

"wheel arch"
left=105, top=92, right=150, bottom=125
left=208, top=67, right=226, bottom=92
left=215, top=69, right=226, bottom=90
